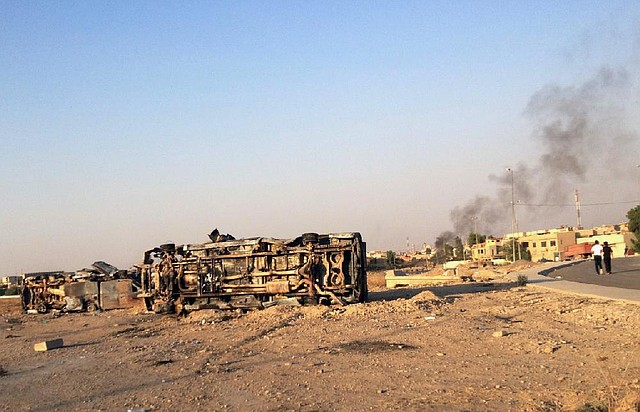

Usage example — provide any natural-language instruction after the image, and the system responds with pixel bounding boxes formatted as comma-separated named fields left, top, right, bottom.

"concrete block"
left=34, top=338, right=64, bottom=352
left=385, top=272, right=459, bottom=288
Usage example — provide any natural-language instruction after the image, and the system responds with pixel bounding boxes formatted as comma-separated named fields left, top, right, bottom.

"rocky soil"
left=0, top=265, right=639, bottom=411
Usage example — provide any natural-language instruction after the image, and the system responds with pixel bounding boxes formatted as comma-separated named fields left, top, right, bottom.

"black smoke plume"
left=448, top=66, right=638, bottom=240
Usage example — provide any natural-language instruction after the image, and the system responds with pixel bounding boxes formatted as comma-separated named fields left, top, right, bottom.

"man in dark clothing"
left=602, top=241, right=613, bottom=274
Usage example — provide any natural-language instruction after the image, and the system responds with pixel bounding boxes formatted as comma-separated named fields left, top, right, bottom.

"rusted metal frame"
left=311, top=282, right=345, bottom=306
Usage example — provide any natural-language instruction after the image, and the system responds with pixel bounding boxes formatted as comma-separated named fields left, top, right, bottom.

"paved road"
left=507, top=255, right=640, bottom=303
left=542, top=255, right=640, bottom=290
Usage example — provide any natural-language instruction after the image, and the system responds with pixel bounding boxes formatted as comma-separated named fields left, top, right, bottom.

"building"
left=1, top=275, right=23, bottom=286
left=576, top=231, right=636, bottom=257
left=366, top=251, right=388, bottom=260
left=513, top=223, right=636, bottom=262
left=470, top=237, right=504, bottom=261
left=517, top=229, right=577, bottom=262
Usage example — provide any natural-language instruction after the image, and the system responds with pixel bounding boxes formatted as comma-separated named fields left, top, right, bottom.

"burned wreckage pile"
left=20, top=230, right=368, bottom=314
left=21, top=261, right=139, bottom=313
left=139, top=231, right=368, bottom=313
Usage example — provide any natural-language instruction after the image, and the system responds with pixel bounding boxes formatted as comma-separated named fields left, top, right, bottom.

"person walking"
left=591, top=240, right=604, bottom=275
left=602, top=241, right=613, bottom=274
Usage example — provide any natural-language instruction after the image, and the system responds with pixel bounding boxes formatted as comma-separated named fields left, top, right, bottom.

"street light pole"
left=471, top=216, right=479, bottom=261
left=507, top=168, right=516, bottom=262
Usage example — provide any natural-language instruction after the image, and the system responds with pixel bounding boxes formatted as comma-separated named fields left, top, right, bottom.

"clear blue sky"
left=1, top=1, right=639, bottom=274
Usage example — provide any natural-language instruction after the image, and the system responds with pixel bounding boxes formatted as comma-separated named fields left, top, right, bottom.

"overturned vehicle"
left=21, top=262, right=140, bottom=313
left=139, top=231, right=367, bottom=313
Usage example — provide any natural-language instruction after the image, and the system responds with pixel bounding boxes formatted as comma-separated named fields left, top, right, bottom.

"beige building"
left=517, top=230, right=577, bottom=262
left=577, top=232, right=636, bottom=257
left=513, top=222, right=636, bottom=262
left=470, top=237, right=503, bottom=261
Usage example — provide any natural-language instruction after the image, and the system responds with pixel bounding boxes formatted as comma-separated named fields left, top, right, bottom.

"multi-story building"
left=517, top=229, right=577, bottom=262
left=470, top=237, right=504, bottom=261
left=512, top=223, right=636, bottom=262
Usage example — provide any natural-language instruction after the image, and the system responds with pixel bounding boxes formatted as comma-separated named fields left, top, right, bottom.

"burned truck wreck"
left=21, top=262, right=139, bottom=313
left=139, top=231, right=367, bottom=313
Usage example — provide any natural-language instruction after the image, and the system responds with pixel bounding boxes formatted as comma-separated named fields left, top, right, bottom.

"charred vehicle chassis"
left=139, top=232, right=367, bottom=313
left=21, top=262, right=139, bottom=313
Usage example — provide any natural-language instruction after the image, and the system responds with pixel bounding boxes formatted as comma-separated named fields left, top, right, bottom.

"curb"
left=506, top=262, right=640, bottom=304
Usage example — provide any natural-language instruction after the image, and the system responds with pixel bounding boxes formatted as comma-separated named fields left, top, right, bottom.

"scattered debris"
left=152, top=359, right=173, bottom=366
left=541, top=345, right=559, bottom=354
left=21, top=262, right=140, bottom=314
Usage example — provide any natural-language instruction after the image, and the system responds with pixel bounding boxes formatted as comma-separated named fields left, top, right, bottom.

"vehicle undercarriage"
left=139, top=231, right=367, bottom=313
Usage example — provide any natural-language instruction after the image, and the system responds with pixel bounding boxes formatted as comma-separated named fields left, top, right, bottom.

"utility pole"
left=471, top=216, right=479, bottom=262
left=472, top=216, right=479, bottom=245
left=507, top=168, right=516, bottom=262
left=575, top=189, right=582, bottom=229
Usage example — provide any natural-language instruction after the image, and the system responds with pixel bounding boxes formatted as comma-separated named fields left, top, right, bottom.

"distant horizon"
left=3, top=216, right=637, bottom=276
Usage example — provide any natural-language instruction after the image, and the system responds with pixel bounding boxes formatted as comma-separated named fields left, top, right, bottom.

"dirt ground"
left=1, top=264, right=639, bottom=412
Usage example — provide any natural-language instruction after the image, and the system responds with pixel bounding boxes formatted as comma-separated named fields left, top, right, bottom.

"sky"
left=1, top=1, right=640, bottom=274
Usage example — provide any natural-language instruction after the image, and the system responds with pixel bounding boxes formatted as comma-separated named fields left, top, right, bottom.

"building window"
left=541, top=241, right=547, bottom=247
left=550, top=240, right=556, bottom=247
left=532, top=242, right=536, bottom=248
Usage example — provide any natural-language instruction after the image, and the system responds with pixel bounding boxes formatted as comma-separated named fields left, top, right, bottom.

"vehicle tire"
left=301, top=233, right=319, bottom=244
left=160, top=243, right=176, bottom=254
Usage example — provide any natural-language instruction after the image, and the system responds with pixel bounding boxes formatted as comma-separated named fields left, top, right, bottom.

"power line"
left=518, top=200, right=640, bottom=207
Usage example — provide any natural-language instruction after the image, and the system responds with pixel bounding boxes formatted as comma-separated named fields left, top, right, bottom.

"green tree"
left=502, top=242, right=531, bottom=262
left=467, top=233, right=486, bottom=246
left=454, top=236, right=464, bottom=259
left=3, top=286, right=19, bottom=296
left=444, top=243, right=454, bottom=260
left=503, top=242, right=515, bottom=262
left=386, top=250, right=396, bottom=267
left=626, top=205, right=640, bottom=252
left=434, top=231, right=455, bottom=263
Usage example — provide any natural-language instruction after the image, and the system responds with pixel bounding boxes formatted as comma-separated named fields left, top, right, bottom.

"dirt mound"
left=496, top=260, right=541, bottom=274
left=472, top=268, right=500, bottom=280
left=408, top=290, right=440, bottom=301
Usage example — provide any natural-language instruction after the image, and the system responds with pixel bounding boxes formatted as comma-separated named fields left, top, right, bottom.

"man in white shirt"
left=591, top=240, right=604, bottom=275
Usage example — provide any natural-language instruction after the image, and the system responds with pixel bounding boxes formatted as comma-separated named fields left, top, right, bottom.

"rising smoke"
left=448, top=66, right=639, bottom=240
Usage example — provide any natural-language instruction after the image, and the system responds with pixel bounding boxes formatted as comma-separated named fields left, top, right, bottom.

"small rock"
left=492, top=330, right=508, bottom=337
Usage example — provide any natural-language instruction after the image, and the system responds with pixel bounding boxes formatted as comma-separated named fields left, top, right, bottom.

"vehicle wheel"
left=301, top=233, right=319, bottom=244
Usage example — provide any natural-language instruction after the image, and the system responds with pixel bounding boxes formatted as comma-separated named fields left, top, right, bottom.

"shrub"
left=4, top=286, right=20, bottom=296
